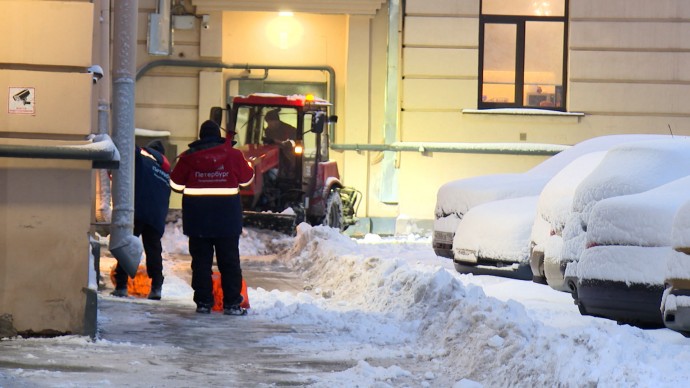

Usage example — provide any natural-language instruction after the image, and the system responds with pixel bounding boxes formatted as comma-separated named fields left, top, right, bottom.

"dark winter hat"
left=146, top=139, right=165, bottom=155
left=265, top=109, right=280, bottom=121
left=199, top=120, right=221, bottom=139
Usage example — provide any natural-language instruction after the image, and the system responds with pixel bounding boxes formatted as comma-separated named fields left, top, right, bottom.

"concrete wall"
left=0, top=159, right=92, bottom=335
left=0, top=0, right=95, bottom=335
left=569, top=0, right=690, bottom=132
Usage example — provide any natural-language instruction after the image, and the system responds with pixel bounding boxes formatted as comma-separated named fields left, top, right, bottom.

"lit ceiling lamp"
left=532, top=0, right=551, bottom=16
left=266, top=10, right=303, bottom=50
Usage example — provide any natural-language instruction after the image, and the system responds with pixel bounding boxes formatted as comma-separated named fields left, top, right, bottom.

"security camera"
left=87, top=65, right=104, bottom=84
left=202, top=14, right=210, bottom=30
left=12, top=89, right=31, bottom=105
left=203, top=23, right=209, bottom=29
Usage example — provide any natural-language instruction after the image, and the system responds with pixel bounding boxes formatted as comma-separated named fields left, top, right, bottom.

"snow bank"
left=269, top=224, right=690, bottom=386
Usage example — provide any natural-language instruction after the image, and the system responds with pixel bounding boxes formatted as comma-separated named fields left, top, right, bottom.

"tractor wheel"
left=322, top=190, right=344, bottom=231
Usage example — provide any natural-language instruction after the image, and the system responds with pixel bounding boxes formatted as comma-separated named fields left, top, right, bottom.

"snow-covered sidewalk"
left=2, top=223, right=690, bottom=387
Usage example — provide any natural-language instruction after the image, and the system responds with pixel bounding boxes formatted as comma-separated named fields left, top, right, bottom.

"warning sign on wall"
left=9, top=87, right=35, bottom=114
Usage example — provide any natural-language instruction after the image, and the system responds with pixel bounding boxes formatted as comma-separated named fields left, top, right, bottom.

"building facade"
left=136, top=0, right=690, bottom=231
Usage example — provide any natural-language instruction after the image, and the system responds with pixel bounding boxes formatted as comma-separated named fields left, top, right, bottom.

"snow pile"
left=263, top=224, right=690, bottom=386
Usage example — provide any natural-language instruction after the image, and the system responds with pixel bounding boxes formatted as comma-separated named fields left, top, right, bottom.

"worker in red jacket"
left=170, top=120, right=254, bottom=315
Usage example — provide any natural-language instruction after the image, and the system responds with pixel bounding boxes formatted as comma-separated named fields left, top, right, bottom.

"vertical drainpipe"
left=379, top=0, right=402, bottom=204
left=109, top=0, right=143, bottom=277
left=95, top=0, right=112, bottom=224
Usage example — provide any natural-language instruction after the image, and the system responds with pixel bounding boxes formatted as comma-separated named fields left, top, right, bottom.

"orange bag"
left=212, top=271, right=250, bottom=312
left=109, top=264, right=151, bottom=298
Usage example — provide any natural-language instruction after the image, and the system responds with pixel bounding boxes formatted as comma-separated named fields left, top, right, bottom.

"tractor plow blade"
left=242, top=211, right=297, bottom=235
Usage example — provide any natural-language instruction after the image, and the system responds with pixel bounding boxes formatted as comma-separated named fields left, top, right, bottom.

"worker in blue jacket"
left=112, top=140, right=171, bottom=300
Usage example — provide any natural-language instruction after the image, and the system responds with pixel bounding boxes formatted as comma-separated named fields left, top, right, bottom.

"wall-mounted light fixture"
left=266, top=11, right=303, bottom=50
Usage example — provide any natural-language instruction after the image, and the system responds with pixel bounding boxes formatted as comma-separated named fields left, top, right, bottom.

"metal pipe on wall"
left=109, top=0, right=143, bottom=278
left=330, top=142, right=568, bottom=156
left=379, top=0, right=402, bottom=204
left=95, top=0, right=113, bottom=224
left=135, top=60, right=337, bottom=138
left=0, top=134, right=120, bottom=163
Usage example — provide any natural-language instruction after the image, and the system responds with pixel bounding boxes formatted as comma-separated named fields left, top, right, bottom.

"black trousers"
left=114, top=220, right=164, bottom=289
left=189, top=235, right=243, bottom=308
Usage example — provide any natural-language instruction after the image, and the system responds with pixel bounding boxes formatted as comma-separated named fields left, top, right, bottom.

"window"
left=479, top=0, right=568, bottom=110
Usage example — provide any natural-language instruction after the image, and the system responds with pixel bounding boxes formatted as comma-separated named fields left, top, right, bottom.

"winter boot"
left=195, top=304, right=211, bottom=314
left=223, top=295, right=247, bottom=316
left=147, top=287, right=162, bottom=300
left=111, top=287, right=128, bottom=297
left=223, top=305, right=247, bottom=316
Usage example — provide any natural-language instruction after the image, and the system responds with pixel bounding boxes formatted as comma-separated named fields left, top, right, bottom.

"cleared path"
left=0, top=253, right=352, bottom=387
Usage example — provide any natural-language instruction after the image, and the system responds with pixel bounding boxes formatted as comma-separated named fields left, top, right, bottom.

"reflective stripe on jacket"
left=170, top=137, right=254, bottom=237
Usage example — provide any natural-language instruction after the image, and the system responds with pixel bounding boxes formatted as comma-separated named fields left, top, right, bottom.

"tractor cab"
left=211, top=93, right=359, bottom=234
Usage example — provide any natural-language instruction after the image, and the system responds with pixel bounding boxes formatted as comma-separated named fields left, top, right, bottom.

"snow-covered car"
left=566, top=175, right=690, bottom=328
left=553, top=137, right=690, bottom=294
left=433, top=134, right=672, bottom=260
left=452, top=151, right=608, bottom=280
left=661, top=199, right=690, bottom=334
left=529, top=151, right=608, bottom=288
left=452, top=196, right=538, bottom=280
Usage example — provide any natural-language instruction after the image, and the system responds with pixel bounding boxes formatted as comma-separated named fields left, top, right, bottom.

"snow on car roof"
left=573, top=137, right=690, bottom=222
left=527, top=134, right=673, bottom=176
left=587, top=171, right=690, bottom=246
left=435, top=134, right=673, bottom=218
left=535, top=151, right=608, bottom=230
left=586, top=175, right=690, bottom=248
left=436, top=173, right=548, bottom=217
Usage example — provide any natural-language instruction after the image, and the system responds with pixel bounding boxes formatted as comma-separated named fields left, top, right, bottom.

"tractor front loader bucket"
left=242, top=211, right=298, bottom=235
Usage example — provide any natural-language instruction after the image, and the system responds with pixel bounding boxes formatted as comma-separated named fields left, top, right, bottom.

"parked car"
left=452, top=196, right=538, bottom=280
left=529, top=151, right=608, bottom=288
left=553, top=138, right=690, bottom=293
left=451, top=151, right=606, bottom=280
left=566, top=174, right=690, bottom=328
left=661, top=200, right=690, bottom=335
left=433, top=134, right=671, bottom=261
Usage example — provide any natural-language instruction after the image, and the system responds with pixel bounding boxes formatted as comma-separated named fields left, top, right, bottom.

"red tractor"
left=211, top=93, right=360, bottom=234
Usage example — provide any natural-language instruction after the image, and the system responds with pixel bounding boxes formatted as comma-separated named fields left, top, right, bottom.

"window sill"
left=462, top=108, right=584, bottom=117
